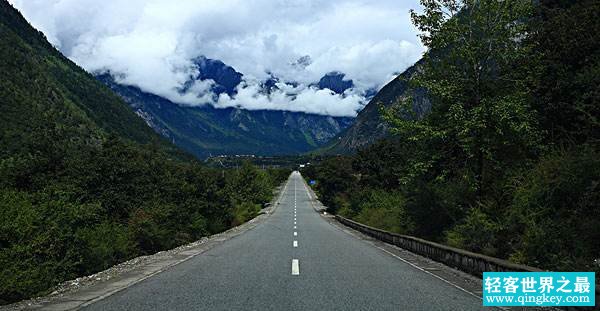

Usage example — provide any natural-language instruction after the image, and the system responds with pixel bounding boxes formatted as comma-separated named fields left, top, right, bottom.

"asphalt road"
left=84, top=172, right=484, bottom=311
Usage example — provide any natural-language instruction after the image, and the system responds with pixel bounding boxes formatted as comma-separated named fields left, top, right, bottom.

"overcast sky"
left=9, top=0, right=425, bottom=117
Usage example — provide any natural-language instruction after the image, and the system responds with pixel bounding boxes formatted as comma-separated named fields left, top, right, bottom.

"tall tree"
left=388, top=0, right=541, bottom=199
left=528, top=0, right=600, bottom=145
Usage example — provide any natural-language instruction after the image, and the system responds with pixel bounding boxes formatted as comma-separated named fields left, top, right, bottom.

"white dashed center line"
left=291, top=175, right=303, bottom=276
left=292, top=259, right=300, bottom=275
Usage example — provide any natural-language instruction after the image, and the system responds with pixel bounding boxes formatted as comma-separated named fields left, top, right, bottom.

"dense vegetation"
left=304, top=0, right=599, bottom=273
left=0, top=2, right=288, bottom=304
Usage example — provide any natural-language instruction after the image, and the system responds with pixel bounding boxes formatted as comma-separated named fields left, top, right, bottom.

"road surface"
left=84, top=172, right=484, bottom=311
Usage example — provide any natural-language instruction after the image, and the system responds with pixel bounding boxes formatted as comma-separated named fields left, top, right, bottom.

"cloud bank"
left=9, top=0, right=424, bottom=116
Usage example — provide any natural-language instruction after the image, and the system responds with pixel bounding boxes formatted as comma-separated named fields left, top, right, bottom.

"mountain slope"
left=0, top=2, right=172, bottom=152
left=98, top=74, right=353, bottom=158
left=320, top=63, right=429, bottom=154
left=0, top=1, right=286, bottom=304
left=316, top=72, right=354, bottom=94
left=191, top=56, right=243, bottom=96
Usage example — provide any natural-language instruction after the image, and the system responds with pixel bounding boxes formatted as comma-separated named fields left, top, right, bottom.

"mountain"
left=1, top=0, right=190, bottom=302
left=93, top=55, right=357, bottom=159
left=320, top=63, right=430, bottom=154
left=191, top=56, right=243, bottom=96
left=1, top=1, right=290, bottom=303
left=317, top=72, right=354, bottom=94
left=189, top=55, right=354, bottom=96
left=97, top=74, right=354, bottom=158
left=291, top=55, right=312, bottom=69
left=0, top=1, right=174, bottom=152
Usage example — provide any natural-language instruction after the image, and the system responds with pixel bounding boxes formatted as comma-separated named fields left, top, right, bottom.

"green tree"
left=388, top=0, right=541, bottom=199
left=507, top=147, right=600, bottom=271
left=227, top=161, right=273, bottom=206
left=352, top=190, right=415, bottom=235
left=527, top=0, right=600, bottom=145
left=311, top=156, right=356, bottom=213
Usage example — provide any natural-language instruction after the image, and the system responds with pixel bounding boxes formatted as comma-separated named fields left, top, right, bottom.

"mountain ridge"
left=0, top=1, right=175, bottom=152
left=97, top=73, right=354, bottom=158
left=319, top=62, right=429, bottom=154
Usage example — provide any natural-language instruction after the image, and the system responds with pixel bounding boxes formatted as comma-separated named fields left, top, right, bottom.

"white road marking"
left=294, top=226, right=297, bottom=229
left=334, top=221, right=484, bottom=302
left=292, top=259, right=300, bottom=275
left=293, top=240, right=298, bottom=247
left=376, top=246, right=482, bottom=300
left=294, top=231, right=297, bottom=236
left=294, top=221, right=296, bottom=225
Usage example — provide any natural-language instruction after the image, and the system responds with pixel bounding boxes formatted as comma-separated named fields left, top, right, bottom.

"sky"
left=9, top=0, right=425, bottom=117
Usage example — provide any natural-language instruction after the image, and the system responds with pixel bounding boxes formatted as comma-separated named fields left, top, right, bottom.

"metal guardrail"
left=335, top=215, right=542, bottom=276
left=336, top=215, right=600, bottom=309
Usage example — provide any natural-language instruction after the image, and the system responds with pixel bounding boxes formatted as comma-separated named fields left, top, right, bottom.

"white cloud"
left=9, top=0, right=424, bottom=116
left=215, top=79, right=365, bottom=117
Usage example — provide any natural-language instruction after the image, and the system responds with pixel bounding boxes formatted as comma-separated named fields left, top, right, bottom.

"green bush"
left=445, top=208, right=499, bottom=256
left=76, top=222, right=131, bottom=273
left=232, top=202, right=261, bottom=226
left=508, top=148, right=600, bottom=271
left=0, top=190, right=96, bottom=303
left=0, top=146, right=286, bottom=304
left=353, top=190, right=414, bottom=235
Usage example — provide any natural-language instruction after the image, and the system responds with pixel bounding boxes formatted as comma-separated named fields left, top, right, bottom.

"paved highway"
left=84, top=172, right=484, bottom=310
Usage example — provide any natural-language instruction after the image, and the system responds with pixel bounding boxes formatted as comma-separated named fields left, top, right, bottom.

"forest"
left=0, top=138, right=288, bottom=304
left=304, top=0, right=599, bottom=274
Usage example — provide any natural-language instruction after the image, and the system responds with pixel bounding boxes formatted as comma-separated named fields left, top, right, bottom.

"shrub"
left=353, top=190, right=414, bottom=235
left=232, top=202, right=261, bottom=226
left=508, top=147, right=600, bottom=271
left=445, top=208, right=499, bottom=256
